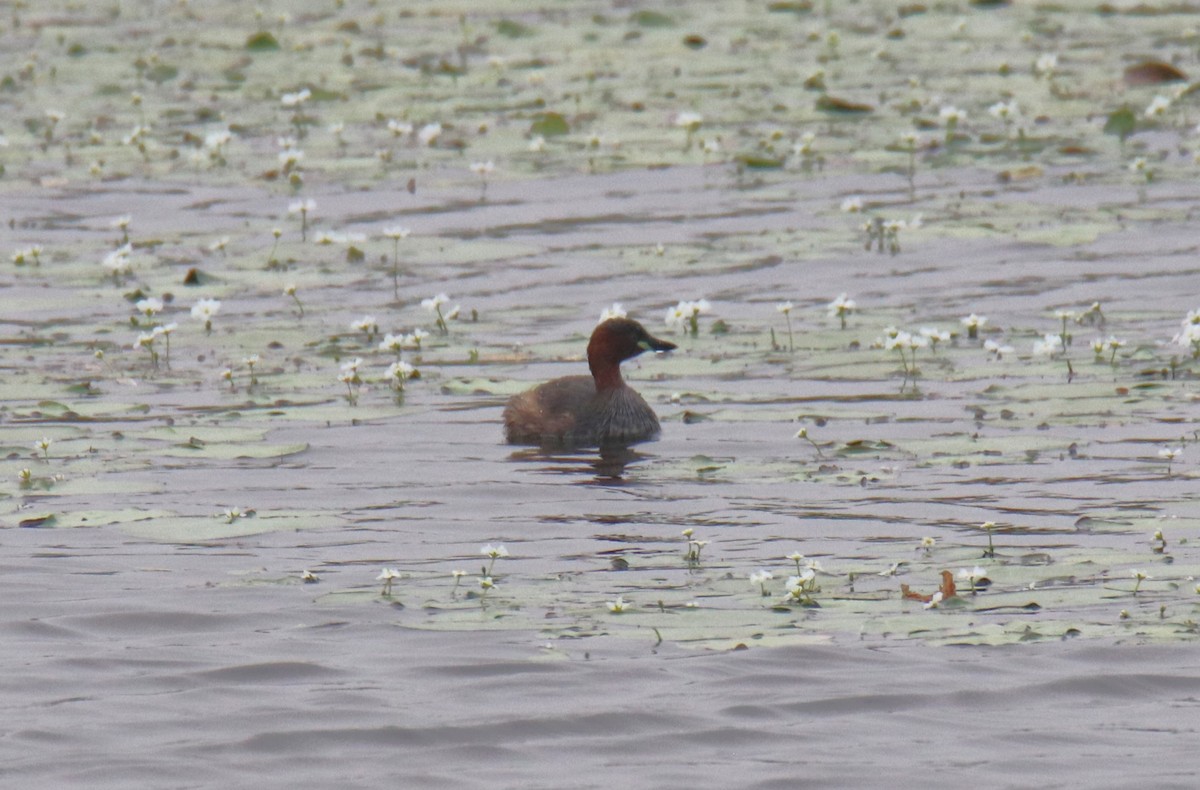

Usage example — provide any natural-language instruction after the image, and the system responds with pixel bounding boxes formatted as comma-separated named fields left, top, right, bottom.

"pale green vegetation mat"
left=3, top=0, right=1200, bottom=648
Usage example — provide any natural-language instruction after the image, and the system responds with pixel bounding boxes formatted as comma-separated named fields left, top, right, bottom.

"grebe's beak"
left=639, top=334, right=677, bottom=353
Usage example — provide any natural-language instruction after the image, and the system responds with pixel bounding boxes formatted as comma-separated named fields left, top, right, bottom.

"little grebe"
left=504, top=317, right=676, bottom=446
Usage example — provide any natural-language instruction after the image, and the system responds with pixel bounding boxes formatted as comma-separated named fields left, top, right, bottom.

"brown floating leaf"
left=901, top=570, right=957, bottom=603
left=939, top=570, right=957, bottom=599
left=901, top=583, right=932, bottom=603
left=997, top=165, right=1044, bottom=183
left=1123, top=61, right=1187, bottom=86
left=815, top=95, right=874, bottom=114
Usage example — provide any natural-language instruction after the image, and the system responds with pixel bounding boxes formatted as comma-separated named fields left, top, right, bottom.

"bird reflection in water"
left=507, top=441, right=652, bottom=484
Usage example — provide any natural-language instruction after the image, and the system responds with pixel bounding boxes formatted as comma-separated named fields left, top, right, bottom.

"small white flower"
left=386, top=360, right=416, bottom=381
left=1159, top=447, right=1182, bottom=461
left=675, top=111, right=703, bottom=129
left=422, top=293, right=449, bottom=312
left=418, top=122, right=442, bottom=146
left=607, top=596, right=630, bottom=613
left=383, top=226, right=411, bottom=240
left=599, top=303, right=627, bottom=323
left=923, top=591, right=944, bottom=610
left=840, top=196, right=863, bottom=213
left=957, top=566, right=986, bottom=582
left=776, top=301, right=794, bottom=314
left=749, top=569, right=774, bottom=586
left=190, top=298, right=221, bottom=322
left=482, top=544, right=509, bottom=559
left=988, top=100, right=1019, bottom=121
left=135, top=297, right=163, bottom=316
left=470, top=160, right=494, bottom=176
left=938, top=105, right=967, bottom=125
left=1032, top=333, right=1063, bottom=358
left=828, top=293, right=856, bottom=316
left=280, top=87, right=311, bottom=107
left=1034, top=53, right=1058, bottom=76
left=387, top=118, right=413, bottom=137
left=1145, top=95, right=1172, bottom=119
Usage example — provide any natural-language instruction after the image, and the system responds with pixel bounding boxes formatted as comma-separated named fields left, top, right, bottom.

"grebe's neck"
left=589, top=357, right=625, bottom=391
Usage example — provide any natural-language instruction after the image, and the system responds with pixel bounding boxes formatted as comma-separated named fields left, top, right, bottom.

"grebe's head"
left=588, top=318, right=676, bottom=367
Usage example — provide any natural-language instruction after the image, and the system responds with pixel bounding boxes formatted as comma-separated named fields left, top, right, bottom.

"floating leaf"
left=815, top=95, right=874, bottom=114
left=1103, top=107, right=1136, bottom=142
left=496, top=19, right=535, bottom=38
left=735, top=155, right=785, bottom=169
left=1123, top=61, right=1187, bottom=86
left=630, top=10, right=674, bottom=27
left=529, top=111, right=570, bottom=137
left=245, top=31, right=281, bottom=51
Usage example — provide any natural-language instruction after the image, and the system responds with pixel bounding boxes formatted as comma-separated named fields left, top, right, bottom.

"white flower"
left=383, top=226, right=411, bottom=240
left=482, top=544, right=509, bottom=559
left=1129, top=157, right=1148, bottom=173
left=1159, top=447, right=1182, bottom=461
left=599, top=303, right=627, bottom=323
left=961, top=313, right=987, bottom=330
left=828, top=293, right=856, bottom=316
left=984, top=339, right=1014, bottom=358
left=277, top=149, right=304, bottom=168
left=204, top=129, right=233, bottom=150
left=1032, top=333, right=1063, bottom=358
left=418, top=122, right=442, bottom=146
left=1174, top=323, right=1200, bottom=349
left=135, top=297, right=163, bottom=316
left=777, top=301, right=794, bottom=314
left=885, top=330, right=913, bottom=351
left=280, top=88, right=311, bottom=107
left=749, top=569, right=773, bottom=586
left=288, top=198, right=316, bottom=215
left=938, top=105, right=967, bottom=125
left=422, top=293, right=449, bottom=312
left=675, top=111, right=703, bottom=129
left=988, top=100, right=1019, bottom=121
left=607, top=596, right=630, bottom=613
left=386, top=360, right=416, bottom=381
left=840, top=196, right=863, bottom=213
left=387, top=119, right=413, bottom=137
left=351, top=315, right=377, bottom=334
left=1034, top=53, right=1058, bottom=76
left=190, top=298, right=221, bottom=322
left=379, top=333, right=405, bottom=353
left=528, top=135, right=546, bottom=152
left=920, top=536, right=936, bottom=549
left=1145, top=95, right=1172, bottom=119
left=470, top=160, right=494, bottom=175
left=923, top=591, right=944, bottom=610
left=957, top=566, right=986, bottom=583
left=388, top=359, right=416, bottom=379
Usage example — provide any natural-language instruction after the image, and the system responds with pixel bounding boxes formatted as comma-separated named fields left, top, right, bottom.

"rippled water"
left=5, top=0, right=1200, bottom=784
